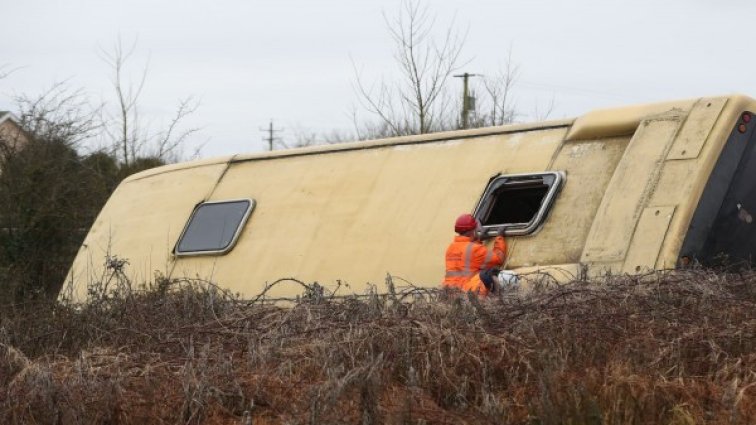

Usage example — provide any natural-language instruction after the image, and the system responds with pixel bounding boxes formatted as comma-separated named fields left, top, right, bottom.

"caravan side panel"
left=170, top=129, right=570, bottom=297
left=66, top=161, right=230, bottom=300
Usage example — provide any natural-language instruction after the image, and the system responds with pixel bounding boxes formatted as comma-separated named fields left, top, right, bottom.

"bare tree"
left=291, top=126, right=355, bottom=148
left=479, top=52, right=520, bottom=126
left=0, top=86, right=114, bottom=301
left=532, top=95, right=557, bottom=122
left=99, top=38, right=200, bottom=167
left=98, top=39, right=147, bottom=167
left=271, top=3, right=527, bottom=149
left=14, top=82, right=100, bottom=146
left=154, top=96, right=201, bottom=161
left=0, top=48, right=203, bottom=302
left=353, top=0, right=467, bottom=138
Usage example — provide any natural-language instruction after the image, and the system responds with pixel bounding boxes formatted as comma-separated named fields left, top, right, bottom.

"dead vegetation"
left=0, top=269, right=754, bottom=424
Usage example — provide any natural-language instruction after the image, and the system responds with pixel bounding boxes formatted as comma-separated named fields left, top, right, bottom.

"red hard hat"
left=454, top=213, right=479, bottom=233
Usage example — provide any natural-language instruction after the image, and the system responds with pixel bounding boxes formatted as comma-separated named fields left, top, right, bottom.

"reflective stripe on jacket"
left=443, top=235, right=507, bottom=290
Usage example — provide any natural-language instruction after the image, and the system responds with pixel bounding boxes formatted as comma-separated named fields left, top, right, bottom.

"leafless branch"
left=154, top=96, right=201, bottom=161
left=99, top=37, right=201, bottom=166
left=480, top=50, right=520, bottom=126
left=14, top=81, right=101, bottom=146
left=352, top=0, right=467, bottom=138
left=0, top=64, right=22, bottom=80
left=98, top=36, right=151, bottom=167
left=532, top=95, right=556, bottom=122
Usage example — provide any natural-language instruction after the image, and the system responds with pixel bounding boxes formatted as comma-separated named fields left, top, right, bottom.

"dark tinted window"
left=176, top=199, right=254, bottom=255
left=482, top=183, right=550, bottom=225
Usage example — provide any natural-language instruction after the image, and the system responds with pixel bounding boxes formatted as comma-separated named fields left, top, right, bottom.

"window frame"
left=174, top=198, right=255, bottom=257
left=473, top=171, right=565, bottom=238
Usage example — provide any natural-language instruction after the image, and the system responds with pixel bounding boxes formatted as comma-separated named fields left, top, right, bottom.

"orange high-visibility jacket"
left=443, top=235, right=507, bottom=290
left=462, top=273, right=490, bottom=296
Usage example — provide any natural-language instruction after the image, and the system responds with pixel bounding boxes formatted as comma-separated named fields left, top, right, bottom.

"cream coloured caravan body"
left=65, top=95, right=756, bottom=301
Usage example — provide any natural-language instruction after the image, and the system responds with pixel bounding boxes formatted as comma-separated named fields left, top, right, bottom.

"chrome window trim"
left=473, top=171, right=565, bottom=237
left=174, top=198, right=255, bottom=256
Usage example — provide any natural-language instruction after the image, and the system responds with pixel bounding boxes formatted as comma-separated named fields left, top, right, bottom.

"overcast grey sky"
left=1, top=0, right=753, bottom=158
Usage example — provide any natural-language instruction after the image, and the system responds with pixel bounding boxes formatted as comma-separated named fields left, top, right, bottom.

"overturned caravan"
left=65, top=95, right=756, bottom=301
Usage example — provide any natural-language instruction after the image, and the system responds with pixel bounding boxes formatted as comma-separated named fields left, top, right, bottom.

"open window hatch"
left=473, top=171, right=565, bottom=237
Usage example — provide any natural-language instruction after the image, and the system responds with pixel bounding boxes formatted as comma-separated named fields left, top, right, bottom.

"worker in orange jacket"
left=443, top=213, right=507, bottom=296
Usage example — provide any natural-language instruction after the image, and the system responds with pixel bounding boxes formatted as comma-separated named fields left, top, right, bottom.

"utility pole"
left=453, top=72, right=479, bottom=129
left=260, top=120, right=283, bottom=151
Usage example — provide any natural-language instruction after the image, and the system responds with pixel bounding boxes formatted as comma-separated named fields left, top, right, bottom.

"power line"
left=516, top=80, right=634, bottom=102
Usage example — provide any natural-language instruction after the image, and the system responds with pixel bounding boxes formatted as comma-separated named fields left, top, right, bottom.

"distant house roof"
left=0, top=111, right=20, bottom=126
left=0, top=111, right=29, bottom=146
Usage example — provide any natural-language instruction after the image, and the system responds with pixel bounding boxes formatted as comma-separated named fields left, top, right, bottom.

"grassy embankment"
left=0, top=270, right=754, bottom=424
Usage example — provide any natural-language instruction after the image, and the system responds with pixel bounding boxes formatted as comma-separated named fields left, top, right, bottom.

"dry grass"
left=0, top=269, right=754, bottom=424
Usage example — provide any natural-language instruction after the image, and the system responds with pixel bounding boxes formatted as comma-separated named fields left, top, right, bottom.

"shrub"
left=0, top=270, right=753, bottom=424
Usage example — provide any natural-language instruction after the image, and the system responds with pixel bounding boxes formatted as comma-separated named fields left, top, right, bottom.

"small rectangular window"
left=473, top=172, right=564, bottom=237
left=175, top=199, right=254, bottom=256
